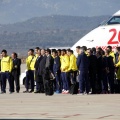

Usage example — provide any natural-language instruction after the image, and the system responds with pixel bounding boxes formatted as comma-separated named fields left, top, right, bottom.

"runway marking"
left=63, top=114, right=81, bottom=118
left=97, top=115, right=114, bottom=119
left=0, top=113, right=81, bottom=118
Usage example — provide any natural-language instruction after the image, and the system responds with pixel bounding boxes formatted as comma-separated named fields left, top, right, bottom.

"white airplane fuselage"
left=71, top=10, right=120, bottom=54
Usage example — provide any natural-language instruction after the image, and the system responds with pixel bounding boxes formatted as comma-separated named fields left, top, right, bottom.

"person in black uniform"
left=34, top=49, right=43, bottom=93
left=77, top=47, right=90, bottom=95
left=96, top=51, right=103, bottom=93
left=104, top=49, right=115, bottom=93
left=102, top=52, right=109, bottom=94
left=11, top=52, right=21, bottom=93
left=52, top=50, right=61, bottom=93
left=87, top=48, right=97, bottom=94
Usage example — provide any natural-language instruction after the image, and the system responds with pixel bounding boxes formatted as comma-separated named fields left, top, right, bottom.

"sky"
left=0, top=0, right=120, bottom=24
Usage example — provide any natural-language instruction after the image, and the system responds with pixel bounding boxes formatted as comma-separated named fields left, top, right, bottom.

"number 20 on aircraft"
left=108, top=28, right=120, bottom=44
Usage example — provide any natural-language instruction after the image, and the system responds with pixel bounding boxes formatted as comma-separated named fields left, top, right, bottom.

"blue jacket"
left=53, top=56, right=61, bottom=73
left=77, top=52, right=89, bottom=71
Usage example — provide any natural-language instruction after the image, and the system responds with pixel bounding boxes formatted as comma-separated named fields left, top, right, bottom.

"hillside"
left=0, top=15, right=109, bottom=55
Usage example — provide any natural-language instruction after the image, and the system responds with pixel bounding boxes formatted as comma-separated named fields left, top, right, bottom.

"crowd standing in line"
left=0, top=45, right=120, bottom=95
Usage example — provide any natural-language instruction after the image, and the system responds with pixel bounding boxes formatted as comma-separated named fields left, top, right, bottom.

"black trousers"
left=1, top=72, right=12, bottom=92
left=107, top=71, right=114, bottom=93
left=35, top=71, right=44, bottom=92
left=96, top=72, right=102, bottom=93
left=11, top=71, right=20, bottom=92
left=89, top=71, right=96, bottom=94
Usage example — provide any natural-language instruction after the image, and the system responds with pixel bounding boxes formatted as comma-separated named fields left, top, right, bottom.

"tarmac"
left=0, top=87, right=120, bottom=120
left=0, top=64, right=119, bottom=120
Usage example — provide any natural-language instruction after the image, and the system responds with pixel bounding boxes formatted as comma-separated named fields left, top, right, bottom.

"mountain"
left=0, top=15, right=109, bottom=33
left=0, top=15, right=109, bottom=55
left=0, top=0, right=119, bottom=24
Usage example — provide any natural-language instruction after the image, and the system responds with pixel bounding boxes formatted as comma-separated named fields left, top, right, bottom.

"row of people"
left=1, top=45, right=120, bottom=94
left=0, top=50, right=21, bottom=93
left=24, top=46, right=120, bottom=95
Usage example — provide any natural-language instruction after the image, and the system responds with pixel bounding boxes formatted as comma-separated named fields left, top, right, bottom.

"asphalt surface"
left=0, top=86, right=120, bottom=120
left=0, top=64, right=119, bottom=120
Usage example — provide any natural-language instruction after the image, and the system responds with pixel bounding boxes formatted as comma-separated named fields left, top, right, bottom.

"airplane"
left=20, top=10, right=120, bottom=85
left=71, top=10, right=120, bottom=55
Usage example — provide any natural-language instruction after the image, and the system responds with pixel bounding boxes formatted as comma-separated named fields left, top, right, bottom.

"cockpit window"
left=107, top=16, right=120, bottom=25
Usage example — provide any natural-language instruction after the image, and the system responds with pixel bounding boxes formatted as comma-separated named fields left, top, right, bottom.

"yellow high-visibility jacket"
left=35, top=54, right=39, bottom=58
left=110, top=51, right=115, bottom=63
left=68, top=54, right=78, bottom=71
left=61, top=54, right=70, bottom=72
left=26, top=55, right=36, bottom=70
left=116, top=57, right=120, bottom=80
left=1, top=56, right=13, bottom=72
left=52, top=55, right=55, bottom=59
left=59, top=55, right=63, bottom=63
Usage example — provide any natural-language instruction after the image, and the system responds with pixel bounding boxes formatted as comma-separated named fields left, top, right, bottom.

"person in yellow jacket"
left=115, top=54, right=120, bottom=80
left=115, top=55, right=120, bottom=92
left=23, top=49, right=36, bottom=93
left=1, top=50, right=13, bottom=94
left=107, top=46, right=115, bottom=63
left=61, top=49, right=70, bottom=94
left=68, top=50, right=78, bottom=84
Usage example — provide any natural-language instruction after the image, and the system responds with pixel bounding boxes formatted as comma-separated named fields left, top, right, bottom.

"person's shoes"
left=62, top=89, right=65, bottom=94
left=77, top=93, right=84, bottom=95
left=55, top=90, right=60, bottom=94
left=16, top=91, right=19, bottom=93
left=29, top=90, right=34, bottom=93
left=9, top=92, right=13, bottom=94
left=40, top=91, right=45, bottom=93
left=0, top=91, right=6, bottom=94
left=23, top=90, right=29, bottom=93
left=64, top=90, right=69, bottom=94
left=34, top=91, right=40, bottom=93
left=85, top=93, right=91, bottom=95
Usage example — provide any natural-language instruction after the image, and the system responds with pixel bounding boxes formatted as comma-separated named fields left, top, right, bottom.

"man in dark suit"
left=44, top=49, right=54, bottom=95
left=87, top=48, right=97, bottom=94
left=11, top=52, right=21, bottom=93
left=52, top=50, right=61, bottom=93
left=77, top=47, right=89, bottom=95
left=96, top=51, right=103, bottom=93
left=45, top=49, right=54, bottom=72
left=38, top=49, right=47, bottom=77
left=104, top=49, right=115, bottom=93
left=34, top=49, right=43, bottom=93
left=37, top=49, right=47, bottom=92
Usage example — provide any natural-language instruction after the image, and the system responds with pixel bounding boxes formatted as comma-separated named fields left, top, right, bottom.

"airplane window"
left=107, top=16, right=120, bottom=25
